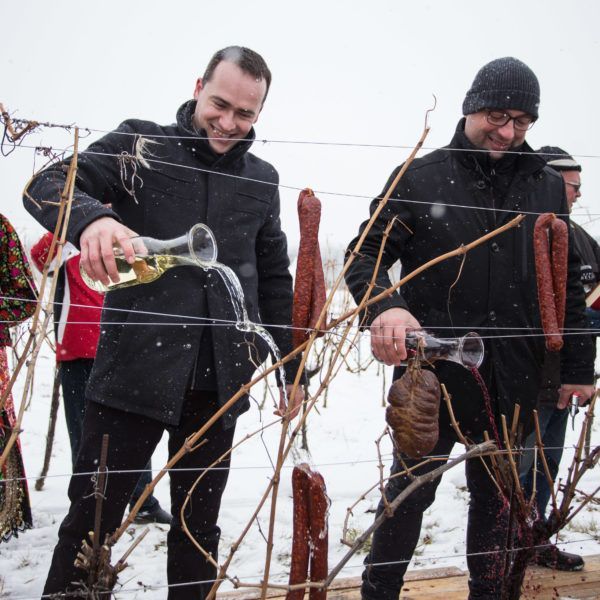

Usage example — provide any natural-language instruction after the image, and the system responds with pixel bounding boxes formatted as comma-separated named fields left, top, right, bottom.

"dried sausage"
left=293, top=189, right=326, bottom=349
left=287, top=464, right=329, bottom=599
left=308, top=472, right=329, bottom=599
left=287, top=465, right=311, bottom=599
left=534, top=213, right=567, bottom=352
left=386, top=366, right=441, bottom=458
left=551, top=217, right=568, bottom=333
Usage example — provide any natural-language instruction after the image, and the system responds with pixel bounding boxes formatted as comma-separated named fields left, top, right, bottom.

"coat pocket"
left=229, top=191, right=270, bottom=218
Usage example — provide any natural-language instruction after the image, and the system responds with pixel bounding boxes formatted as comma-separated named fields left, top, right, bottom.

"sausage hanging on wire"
left=533, top=213, right=568, bottom=352
left=293, top=189, right=327, bottom=349
left=308, top=471, right=329, bottom=600
left=286, top=464, right=330, bottom=599
left=287, top=466, right=311, bottom=600
left=550, top=217, right=568, bottom=334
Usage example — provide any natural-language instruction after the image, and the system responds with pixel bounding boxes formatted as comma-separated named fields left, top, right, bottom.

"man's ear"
left=193, top=78, right=203, bottom=100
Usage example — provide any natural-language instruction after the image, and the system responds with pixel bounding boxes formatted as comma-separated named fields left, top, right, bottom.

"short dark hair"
left=202, top=46, right=272, bottom=104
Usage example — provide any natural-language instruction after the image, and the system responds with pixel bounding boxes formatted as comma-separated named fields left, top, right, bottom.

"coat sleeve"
left=583, top=226, right=600, bottom=275
left=22, top=121, right=142, bottom=247
left=255, top=184, right=302, bottom=384
left=343, top=165, right=415, bottom=327
left=560, top=203, right=596, bottom=385
left=30, top=231, right=54, bottom=272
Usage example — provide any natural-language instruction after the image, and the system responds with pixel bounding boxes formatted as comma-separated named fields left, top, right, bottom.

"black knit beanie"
left=462, top=57, right=540, bottom=118
left=536, top=145, right=581, bottom=172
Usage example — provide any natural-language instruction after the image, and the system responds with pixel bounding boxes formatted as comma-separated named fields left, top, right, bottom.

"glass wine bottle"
left=80, top=223, right=217, bottom=292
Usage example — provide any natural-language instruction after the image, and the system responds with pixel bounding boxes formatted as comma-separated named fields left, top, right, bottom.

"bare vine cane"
left=204, top=321, right=360, bottom=600
left=492, top=394, right=599, bottom=600
left=73, top=435, right=114, bottom=591
left=178, top=418, right=283, bottom=579
left=324, top=441, right=497, bottom=587
left=548, top=390, right=599, bottom=531
left=74, top=435, right=151, bottom=594
left=35, top=362, right=62, bottom=490
left=532, top=409, right=560, bottom=518
left=0, top=103, right=39, bottom=142
left=341, top=444, right=449, bottom=546
left=499, top=412, right=526, bottom=596
left=257, top=106, right=437, bottom=599
left=0, top=128, right=79, bottom=472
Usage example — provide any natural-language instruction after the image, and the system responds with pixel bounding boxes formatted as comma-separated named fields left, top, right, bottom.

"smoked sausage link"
left=287, top=465, right=311, bottom=599
left=286, top=464, right=329, bottom=599
left=386, top=367, right=441, bottom=458
left=534, top=213, right=568, bottom=352
left=308, top=472, right=329, bottom=599
left=551, top=217, right=568, bottom=334
left=293, top=189, right=327, bottom=349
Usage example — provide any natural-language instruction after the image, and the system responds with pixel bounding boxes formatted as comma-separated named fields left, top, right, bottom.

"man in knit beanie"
left=462, top=57, right=540, bottom=118
left=461, top=56, right=540, bottom=160
left=345, top=58, right=595, bottom=599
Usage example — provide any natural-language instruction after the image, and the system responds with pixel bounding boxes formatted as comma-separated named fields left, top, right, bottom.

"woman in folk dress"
left=0, top=213, right=37, bottom=542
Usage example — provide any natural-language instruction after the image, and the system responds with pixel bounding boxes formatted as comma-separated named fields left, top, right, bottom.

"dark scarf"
left=450, top=118, right=547, bottom=208
left=175, top=99, right=256, bottom=168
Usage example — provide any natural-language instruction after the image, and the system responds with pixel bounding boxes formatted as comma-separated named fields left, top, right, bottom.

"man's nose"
left=496, top=120, right=516, bottom=140
left=219, top=111, right=236, bottom=132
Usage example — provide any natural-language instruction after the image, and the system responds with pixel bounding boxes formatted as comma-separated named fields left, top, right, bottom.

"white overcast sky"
left=2, top=0, right=599, bottom=250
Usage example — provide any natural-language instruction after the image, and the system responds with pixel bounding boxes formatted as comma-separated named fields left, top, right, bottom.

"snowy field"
left=1, top=326, right=598, bottom=599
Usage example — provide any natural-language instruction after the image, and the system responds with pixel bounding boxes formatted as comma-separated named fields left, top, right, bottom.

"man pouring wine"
left=24, top=46, right=304, bottom=599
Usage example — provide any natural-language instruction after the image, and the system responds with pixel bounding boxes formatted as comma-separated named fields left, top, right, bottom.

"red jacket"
left=30, top=232, right=103, bottom=361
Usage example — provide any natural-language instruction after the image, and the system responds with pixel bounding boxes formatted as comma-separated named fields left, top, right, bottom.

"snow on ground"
left=1, top=332, right=598, bottom=599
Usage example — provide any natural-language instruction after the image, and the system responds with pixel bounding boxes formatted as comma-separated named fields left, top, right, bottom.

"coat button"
left=489, top=310, right=497, bottom=321
left=476, top=180, right=486, bottom=189
left=491, top=242, right=500, bottom=252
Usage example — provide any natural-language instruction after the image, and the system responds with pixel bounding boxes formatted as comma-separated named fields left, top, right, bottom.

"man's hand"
left=557, top=383, right=596, bottom=410
left=275, top=384, right=305, bottom=420
left=79, top=217, right=138, bottom=286
left=370, top=307, right=421, bottom=366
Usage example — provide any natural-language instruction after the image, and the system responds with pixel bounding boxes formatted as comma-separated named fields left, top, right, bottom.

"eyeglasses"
left=485, top=110, right=536, bottom=131
left=565, top=181, right=581, bottom=193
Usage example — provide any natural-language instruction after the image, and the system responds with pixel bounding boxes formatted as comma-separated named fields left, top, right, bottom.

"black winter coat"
left=24, top=101, right=299, bottom=428
left=345, top=120, right=595, bottom=437
left=571, top=221, right=600, bottom=291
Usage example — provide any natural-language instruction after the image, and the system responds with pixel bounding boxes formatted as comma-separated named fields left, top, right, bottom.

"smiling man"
left=344, top=57, right=595, bottom=600
left=192, top=58, right=267, bottom=154
left=24, top=46, right=303, bottom=599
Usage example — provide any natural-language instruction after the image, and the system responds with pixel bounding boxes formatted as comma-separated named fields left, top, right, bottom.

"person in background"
left=0, top=213, right=37, bottom=542
left=30, top=231, right=171, bottom=524
left=344, top=58, right=595, bottom=600
left=24, top=46, right=303, bottom=598
left=519, top=146, right=599, bottom=571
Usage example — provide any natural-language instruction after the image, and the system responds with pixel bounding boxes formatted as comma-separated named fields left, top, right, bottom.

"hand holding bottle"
left=370, top=307, right=421, bottom=366
left=79, top=217, right=138, bottom=288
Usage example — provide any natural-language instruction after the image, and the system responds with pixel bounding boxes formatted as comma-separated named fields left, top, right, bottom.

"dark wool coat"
left=24, top=101, right=300, bottom=428
left=345, top=120, right=595, bottom=438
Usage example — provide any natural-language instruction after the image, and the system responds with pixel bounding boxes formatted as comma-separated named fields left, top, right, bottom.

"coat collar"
left=175, top=100, right=255, bottom=168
